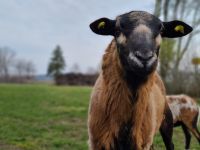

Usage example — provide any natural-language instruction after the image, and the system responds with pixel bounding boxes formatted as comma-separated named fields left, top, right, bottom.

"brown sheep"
left=167, top=94, right=200, bottom=149
left=88, top=11, right=193, bottom=150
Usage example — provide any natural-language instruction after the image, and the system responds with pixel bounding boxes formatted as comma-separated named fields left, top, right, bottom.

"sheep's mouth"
left=127, top=53, right=158, bottom=73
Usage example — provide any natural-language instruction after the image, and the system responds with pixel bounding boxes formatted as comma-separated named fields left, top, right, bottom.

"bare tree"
left=15, top=59, right=36, bottom=79
left=15, top=59, right=26, bottom=77
left=24, top=61, right=36, bottom=79
left=0, top=47, right=15, bottom=80
left=154, top=0, right=162, bottom=17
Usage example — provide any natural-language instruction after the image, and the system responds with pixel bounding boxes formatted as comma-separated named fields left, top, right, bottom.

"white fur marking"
left=117, top=33, right=126, bottom=44
left=168, top=100, right=181, bottom=121
left=155, top=34, right=162, bottom=47
left=146, top=54, right=157, bottom=68
left=167, top=95, right=199, bottom=121
left=134, top=24, right=151, bottom=33
left=129, top=52, right=144, bottom=68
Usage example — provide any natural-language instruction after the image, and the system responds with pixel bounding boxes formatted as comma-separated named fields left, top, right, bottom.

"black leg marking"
left=181, top=124, right=191, bottom=149
left=160, top=106, right=174, bottom=150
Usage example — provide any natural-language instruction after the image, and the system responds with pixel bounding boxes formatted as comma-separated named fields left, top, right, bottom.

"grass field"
left=0, top=84, right=199, bottom=150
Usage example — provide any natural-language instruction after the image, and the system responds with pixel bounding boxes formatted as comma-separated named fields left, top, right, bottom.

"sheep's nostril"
left=134, top=51, right=153, bottom=61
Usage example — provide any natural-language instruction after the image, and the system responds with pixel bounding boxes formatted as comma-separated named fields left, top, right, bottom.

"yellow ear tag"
left=98, top=21, right=105, bottom=29
left=175, top=25, right=184, bottom=34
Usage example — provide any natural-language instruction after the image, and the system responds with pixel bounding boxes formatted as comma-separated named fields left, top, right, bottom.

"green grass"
left=0, top=84, right=199, bottom=150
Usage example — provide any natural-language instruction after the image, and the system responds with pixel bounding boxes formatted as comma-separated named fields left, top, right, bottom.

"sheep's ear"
left=90, top=18, right=116, bottom=36
left=161, top=20, right=193, bottom=38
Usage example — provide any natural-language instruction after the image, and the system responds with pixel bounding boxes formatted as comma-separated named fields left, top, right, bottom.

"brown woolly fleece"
left=88, top=40, right=168, bottom=150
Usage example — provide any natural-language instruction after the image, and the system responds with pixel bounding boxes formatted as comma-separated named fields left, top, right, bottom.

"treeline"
left=0, top=47, right=36, bottom=83
left=55, top=73, right=98, bottom=86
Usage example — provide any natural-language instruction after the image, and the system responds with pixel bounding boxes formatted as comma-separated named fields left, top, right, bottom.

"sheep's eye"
left=120, top=22, right=126, bottom=29
left=115, top=29, right=121, bottom=37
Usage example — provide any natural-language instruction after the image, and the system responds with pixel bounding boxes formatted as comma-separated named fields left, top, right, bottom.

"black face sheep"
left=88, top=11, right=193, bottom=150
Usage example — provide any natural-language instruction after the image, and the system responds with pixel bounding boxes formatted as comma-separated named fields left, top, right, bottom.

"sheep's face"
left=90, top=11, right=193, bottom=75
left=114, top=11, right=162, bottom=74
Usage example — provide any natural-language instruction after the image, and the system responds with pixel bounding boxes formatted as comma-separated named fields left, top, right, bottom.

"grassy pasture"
left=0, top=84, right=199, bottom=150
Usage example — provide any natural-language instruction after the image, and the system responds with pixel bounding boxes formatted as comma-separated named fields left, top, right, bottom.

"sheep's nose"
left=134, top=51, right=153, bottom=61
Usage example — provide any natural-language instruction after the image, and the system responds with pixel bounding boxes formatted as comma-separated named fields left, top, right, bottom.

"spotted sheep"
left=167, top=94, right=200, bottom=149
left=88, top=11, right=193, bottom=150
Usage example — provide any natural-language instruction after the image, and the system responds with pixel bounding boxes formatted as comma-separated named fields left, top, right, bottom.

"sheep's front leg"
left=181, top=124, right=191, bottom=149
left=160, top=106, right=174, bottom=150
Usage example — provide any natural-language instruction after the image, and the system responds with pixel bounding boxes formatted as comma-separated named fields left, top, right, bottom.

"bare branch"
left=173, top=0, right=181, bottom=20
left=154, top=0, right=162, bottom=17
left=163, top=0, right=170, bottom=21
left=0, top=47, right=15, bottom=79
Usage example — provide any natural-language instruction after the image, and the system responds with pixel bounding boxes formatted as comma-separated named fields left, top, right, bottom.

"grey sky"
left=0, top=0, right=155, bottom=74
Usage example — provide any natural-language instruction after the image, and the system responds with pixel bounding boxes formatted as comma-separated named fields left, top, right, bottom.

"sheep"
left=88, top=11, right=193, bottom=150
left=167, top=94, right=200, bottom=149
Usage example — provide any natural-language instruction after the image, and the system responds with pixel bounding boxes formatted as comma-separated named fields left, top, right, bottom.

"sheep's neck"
left=102, top=40, right=154, bottom=106
left=124, top=70, right=150, bottom=92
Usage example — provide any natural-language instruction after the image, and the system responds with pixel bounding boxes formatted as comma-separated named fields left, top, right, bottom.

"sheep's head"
left=90, top=11, right=192, bottom=75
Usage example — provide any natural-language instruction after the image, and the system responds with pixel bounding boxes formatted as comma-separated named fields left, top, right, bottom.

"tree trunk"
left=154, top=0, right=162, bottom=17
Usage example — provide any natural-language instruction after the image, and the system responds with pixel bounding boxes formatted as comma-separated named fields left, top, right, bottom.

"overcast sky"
left=0, top=0, right=155, bottom=74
